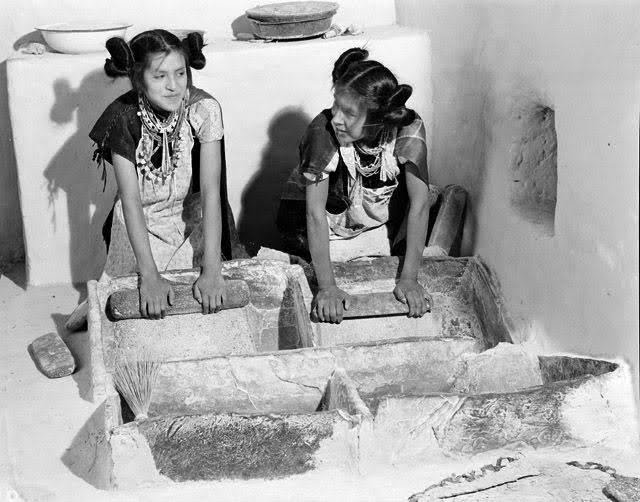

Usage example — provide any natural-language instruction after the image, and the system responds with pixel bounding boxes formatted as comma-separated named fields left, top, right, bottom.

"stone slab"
left=287, top=276, right=315, bottom=348
left=539, top=355, right=619, bottom=384
left=89, top=260, right=319, bottom=396
left=435, top=367, right=628, bottom=455
left=330, top=256, right=468, bottom=295
left=148, top=349, right=336, bottom=416
left=460, top=259, right=514, bottom=348
left=316, top=293, right=483, bottom=346
left=320, top=368, right=372, bottom=419
left=29, top=332, right=75, bottom=378
left=112, top=308, right=258, bottom=361
left=315, top=257, right=486, bottom=347
left=449, top=342, right=544, bottom=394
left=337, top=336, right=484, bottom=400
left=604, top=475, right=640, bottom=502
left=365, top=355, right=631, bottom=461
left=145, top=336, right=483, bottom=418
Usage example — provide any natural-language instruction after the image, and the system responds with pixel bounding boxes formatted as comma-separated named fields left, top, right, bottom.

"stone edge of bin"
left=87, top=259, right=317, bottom=404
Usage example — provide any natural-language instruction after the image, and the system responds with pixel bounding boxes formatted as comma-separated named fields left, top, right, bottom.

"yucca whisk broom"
left=113, top=344, right=163, bottom=421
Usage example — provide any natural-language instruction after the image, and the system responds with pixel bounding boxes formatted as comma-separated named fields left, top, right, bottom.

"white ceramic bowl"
left=36, top=22, right=132, bottom=54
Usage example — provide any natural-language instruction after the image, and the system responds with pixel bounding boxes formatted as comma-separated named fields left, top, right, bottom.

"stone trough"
left=87, top=259, right=316, bottom=404
left=79, top=257, right=636, bottom=490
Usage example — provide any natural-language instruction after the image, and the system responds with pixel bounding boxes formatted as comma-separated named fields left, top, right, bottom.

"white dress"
left=101, top=94, right=224, bottom=279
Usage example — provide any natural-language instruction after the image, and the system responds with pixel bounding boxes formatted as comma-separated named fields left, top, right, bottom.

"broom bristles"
left=113, top=344, right=163, bottom=420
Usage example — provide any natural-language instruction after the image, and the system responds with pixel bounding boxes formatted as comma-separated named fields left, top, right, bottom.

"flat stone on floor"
left=29, top=332, right=75, bottom=378
left=449, top=342, right=544, bottom=394
left=604, top=475, right=640, bottom=502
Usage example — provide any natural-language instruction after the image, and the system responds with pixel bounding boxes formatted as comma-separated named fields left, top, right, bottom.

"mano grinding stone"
left=30, top=332, right=76, bottom=378
left=106, top=279, right=251, bottom=321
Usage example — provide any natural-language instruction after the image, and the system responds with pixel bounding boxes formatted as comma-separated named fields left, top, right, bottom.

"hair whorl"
left=383, top=84, right=415, bottom=126
left=332, top=47, right=368, bottom=83
left=183, top=32, right=206, bottom=70
left=104, top=37, right=134, bottom=77
left=388, top=84, right=412, bottom=109
left=332, top=47, right=416, bottom=129
left=104, top=29, right=204, bottom=91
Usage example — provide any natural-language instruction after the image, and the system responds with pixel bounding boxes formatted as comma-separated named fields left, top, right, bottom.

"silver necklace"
left=353, top=129, right=389, bottom=177
left=136, top=91, right=188, bottom=182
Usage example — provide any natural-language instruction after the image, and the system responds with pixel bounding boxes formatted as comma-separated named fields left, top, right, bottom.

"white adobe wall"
left=396, top=0, right=640, bottom=400
left=7, top=23, right=430, bottom=285
left=0, top=0, right=396, bottom=265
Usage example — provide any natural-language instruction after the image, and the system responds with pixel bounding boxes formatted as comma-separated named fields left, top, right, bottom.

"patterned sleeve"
left=298, top=109, right=339, bottom=182
left=395, top=114, right=429, bottom=185
left=188, top=98, right=224, bottom=143
left=89, top=95, right=138, bottom=166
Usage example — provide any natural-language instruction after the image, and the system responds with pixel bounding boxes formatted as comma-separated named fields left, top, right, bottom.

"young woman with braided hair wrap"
left=278, top=47, right=434, bottom=323
left=88, top=29, right=235, bottom=319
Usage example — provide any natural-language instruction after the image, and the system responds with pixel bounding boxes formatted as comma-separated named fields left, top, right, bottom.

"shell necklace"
left=136, top=90, right=188, bottom=183
left=353, top=129, right=388, bottom=177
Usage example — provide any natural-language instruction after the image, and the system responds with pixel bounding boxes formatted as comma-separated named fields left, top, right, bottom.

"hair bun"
left=104, top=37, right=133, bottom=77
left=332, top=47, right=368, bottom=83
left=388, top=84, right=412, bottom=109
left=183, top=32, right=206, bottom=70
left=383, top=84, right=415, bottom=126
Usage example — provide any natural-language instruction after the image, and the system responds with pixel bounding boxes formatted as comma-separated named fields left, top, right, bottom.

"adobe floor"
left=2, top=262, right=639, bottom=502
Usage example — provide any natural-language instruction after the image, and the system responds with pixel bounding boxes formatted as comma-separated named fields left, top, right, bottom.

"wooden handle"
left=106, top=279, right=250, bottom=321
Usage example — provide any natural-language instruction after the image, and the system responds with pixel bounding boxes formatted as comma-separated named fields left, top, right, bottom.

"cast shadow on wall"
left=238, top=107, right=311, bottom=254
left=44, top=70, right=129, bottom=294
left=446, top=55, right=492, bottom=255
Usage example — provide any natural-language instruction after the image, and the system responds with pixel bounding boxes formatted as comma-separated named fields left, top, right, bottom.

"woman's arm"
left=306, top=179, right=351, bottom=323
left=394, top=168, right=432, bottom=317
left=306, top=178, right=333, bottom=287
left=193, top=140, right=226, bottom=314
left=112, top=152, right=174, bottom=319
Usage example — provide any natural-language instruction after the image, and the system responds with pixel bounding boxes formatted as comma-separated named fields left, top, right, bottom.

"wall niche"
left=510, top=102, right=558, bottom=236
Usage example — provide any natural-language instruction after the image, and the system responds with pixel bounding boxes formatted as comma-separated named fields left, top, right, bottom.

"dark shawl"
left=299, top=109, right=429, bottom=185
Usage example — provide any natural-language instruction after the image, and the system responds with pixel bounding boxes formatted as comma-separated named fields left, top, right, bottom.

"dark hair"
left=332, top=47, right=415, bottom=128
left=104, top=29, right=206, bottom=92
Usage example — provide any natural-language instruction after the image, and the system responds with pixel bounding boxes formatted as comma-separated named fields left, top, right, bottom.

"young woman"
left=278, top=47, right=434, bottom=323
left=90, top=29, right=232, bottom=318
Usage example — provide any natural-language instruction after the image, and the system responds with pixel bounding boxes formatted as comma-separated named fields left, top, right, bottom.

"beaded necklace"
left=353, top=128, right=389, bottom=177
left=136, top=90, right=188, bottom=183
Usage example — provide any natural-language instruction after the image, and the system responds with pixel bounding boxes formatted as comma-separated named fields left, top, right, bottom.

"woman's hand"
left=311, top=286, right=352, bottom=324
left=138, top=272, right=174, bottom=319
left=193, top=270, right=226, bottom=314
left=393, top=278, right=432, bottom=318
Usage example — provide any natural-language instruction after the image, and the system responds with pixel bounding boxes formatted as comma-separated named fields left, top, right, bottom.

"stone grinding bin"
left=87, top=259, right=316, bottom=403
left=84, top=257, right=493, bottom=486
left=309, top=255, right=513, bottom=348
left=81, top=257, right=637, bottom=489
